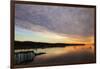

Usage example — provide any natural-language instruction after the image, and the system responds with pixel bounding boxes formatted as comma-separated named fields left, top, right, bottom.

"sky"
left=15, top=4, right=95, bottom=43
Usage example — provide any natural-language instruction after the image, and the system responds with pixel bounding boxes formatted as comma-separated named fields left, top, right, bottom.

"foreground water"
left=15, top=44, right=96, bottom=67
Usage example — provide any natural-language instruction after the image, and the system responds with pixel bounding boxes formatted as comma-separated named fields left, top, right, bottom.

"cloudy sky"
left=15, top=3, right=95, bottom=43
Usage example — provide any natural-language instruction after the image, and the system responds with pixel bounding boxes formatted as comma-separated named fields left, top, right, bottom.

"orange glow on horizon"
left=63, top=36, right=94, bottom=44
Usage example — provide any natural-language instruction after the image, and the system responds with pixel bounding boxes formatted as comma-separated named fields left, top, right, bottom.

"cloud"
left=15, top=3, right=95, bottom=37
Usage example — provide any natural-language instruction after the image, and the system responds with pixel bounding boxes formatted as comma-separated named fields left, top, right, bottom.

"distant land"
left=14, top=41, right=85, bottom=49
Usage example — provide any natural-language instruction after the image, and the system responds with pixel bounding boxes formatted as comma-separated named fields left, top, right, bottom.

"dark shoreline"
left=14, top=41, right=85, bottom=49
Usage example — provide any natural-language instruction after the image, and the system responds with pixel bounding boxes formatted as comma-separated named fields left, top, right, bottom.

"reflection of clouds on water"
left=15, top=45, right=94, bottom=56
left=64, top=44, right=94, bottom=53
left=32, top=45, right=95, bottom=65
left=15, top=45, right=95, bottom=67
left=37, top=45, right=94, bottom=55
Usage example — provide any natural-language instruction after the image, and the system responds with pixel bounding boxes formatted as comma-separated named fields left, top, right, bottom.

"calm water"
left=15, top=44, right=96, bottom=67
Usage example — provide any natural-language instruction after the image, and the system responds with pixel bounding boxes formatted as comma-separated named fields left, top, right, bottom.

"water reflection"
left=15, top=44, right=95, bottom=67
left=36, top=44, right=95, bottom=55
left=31, top=44, right=95, bottom=66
